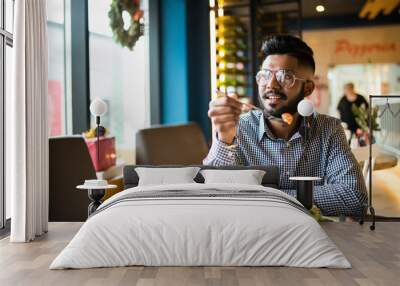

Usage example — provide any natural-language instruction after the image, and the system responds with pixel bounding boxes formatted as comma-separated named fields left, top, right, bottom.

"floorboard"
left=1, top=222, right=399, bottom=286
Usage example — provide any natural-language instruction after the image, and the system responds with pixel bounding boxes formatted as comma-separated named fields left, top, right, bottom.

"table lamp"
left=76, top=98, right=114, bottom=217
left=89, top=98, right=108, bottom=165
left=298, top=98, right=314, bottom=141
left=289, top=99, right=320, bottom=210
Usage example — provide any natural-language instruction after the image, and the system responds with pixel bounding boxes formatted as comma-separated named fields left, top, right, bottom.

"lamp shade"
left=297, top=99, right=314, bottom=117
left=89, top=98, right=108, bottom=117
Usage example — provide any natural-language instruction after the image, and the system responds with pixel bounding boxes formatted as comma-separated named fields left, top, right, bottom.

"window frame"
left=0, top=0, right=13, bottom=231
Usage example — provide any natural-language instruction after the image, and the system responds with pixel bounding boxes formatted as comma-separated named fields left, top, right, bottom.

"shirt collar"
left=258, top=113, right=276, bottom=142
left=258, top=115, right=265, bottom=142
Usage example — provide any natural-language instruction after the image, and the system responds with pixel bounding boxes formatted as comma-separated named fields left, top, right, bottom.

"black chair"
left=135, top=123, right=209, bottom=165
left=49, top=136, right=97, bottom=221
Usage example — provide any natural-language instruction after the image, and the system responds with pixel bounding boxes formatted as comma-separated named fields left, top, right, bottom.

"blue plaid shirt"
left=203, top=110, right=367, bottom=216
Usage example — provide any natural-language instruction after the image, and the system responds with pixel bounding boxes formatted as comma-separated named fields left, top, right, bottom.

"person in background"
left=337, top=82, right=368, bottom=136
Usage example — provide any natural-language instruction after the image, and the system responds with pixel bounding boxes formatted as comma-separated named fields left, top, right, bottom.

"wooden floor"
left=0, top=222, right=399, bottom=286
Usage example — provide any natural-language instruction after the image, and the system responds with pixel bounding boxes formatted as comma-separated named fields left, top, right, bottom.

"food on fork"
left=281, top=112, right=294, bottom=125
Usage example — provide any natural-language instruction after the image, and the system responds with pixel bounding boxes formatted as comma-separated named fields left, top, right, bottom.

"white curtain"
left=9, top=0, right=49, bottom=242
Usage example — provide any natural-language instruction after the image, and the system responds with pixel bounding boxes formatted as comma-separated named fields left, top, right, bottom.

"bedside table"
left=77, top=183, right=117, bottom=216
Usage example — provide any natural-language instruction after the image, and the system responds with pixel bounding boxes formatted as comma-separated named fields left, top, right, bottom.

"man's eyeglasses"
left=256, top=69, right=306, bottom=89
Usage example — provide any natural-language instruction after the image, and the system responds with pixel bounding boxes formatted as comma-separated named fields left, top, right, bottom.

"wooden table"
left=352, top=145, right=398, bottom=171
left=374, top=153, right=398, bottom=170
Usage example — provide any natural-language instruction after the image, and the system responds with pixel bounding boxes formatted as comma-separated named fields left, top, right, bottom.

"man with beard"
left=203, top=35, right=367, bottom=217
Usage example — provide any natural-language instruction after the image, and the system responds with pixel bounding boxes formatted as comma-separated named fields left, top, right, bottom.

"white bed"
left=50, top=183, right=351, bottom=269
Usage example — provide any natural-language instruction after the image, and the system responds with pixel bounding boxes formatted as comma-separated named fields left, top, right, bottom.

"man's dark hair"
left=261, top=35, right=315, bottom=73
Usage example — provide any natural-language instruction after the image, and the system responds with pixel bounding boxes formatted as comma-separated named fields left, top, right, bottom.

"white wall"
left=303, top=25, right=400, bottom=115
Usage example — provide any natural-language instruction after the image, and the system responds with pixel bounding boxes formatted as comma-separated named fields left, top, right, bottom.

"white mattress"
left=50, top=183, right=351, bottom=269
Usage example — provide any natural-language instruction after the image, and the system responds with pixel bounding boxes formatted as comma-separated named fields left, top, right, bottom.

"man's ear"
left=303, top=80, right=315, bottom=97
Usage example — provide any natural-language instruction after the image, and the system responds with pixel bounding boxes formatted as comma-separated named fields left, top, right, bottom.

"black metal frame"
left=0, top=217, right=11, bottom=238
left=0, top=0, right=14, bottom=232
left=71, top=0, right=90, bottom=134
left=249, top=0, right=258, bottom=106
left=149, top=0, right=161, bottom=125
left=359, top=95, right=400, bottom=231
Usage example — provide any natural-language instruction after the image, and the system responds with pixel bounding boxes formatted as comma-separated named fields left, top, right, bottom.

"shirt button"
left=286, top=142, right=291, bottom=148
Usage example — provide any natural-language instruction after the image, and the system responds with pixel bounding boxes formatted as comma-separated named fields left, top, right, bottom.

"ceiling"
left=301, top=0, right=367, bottom=18
left=223, top=0, right=400, bottom=19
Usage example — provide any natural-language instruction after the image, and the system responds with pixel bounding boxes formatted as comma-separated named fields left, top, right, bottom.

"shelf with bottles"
left=207, top=2, right=248, bottom=107
left=217, top=0, right=250, bottom=9
left=216, top=25, right=247, bottom=38
left=216, top=55, right=247, bottom=65
left=214, top=14, right=250, bottom=98
left=216, top=15, right=247, bottom=28
left=217, top=61, right=248, bottom=75
left=217, top=41, right=246, bottom=52
left=217, top=85, right=248, bottom=98
left=210, top=0, right=302, bottom=104
left=216, top=17, right=247, bottom=39
left=216, top=43, right=247, bottom=56
left=217, top=74, right=247, bottom=86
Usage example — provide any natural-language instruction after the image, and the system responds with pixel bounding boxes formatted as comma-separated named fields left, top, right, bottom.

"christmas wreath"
left=109, top=0, right=144, bottom=50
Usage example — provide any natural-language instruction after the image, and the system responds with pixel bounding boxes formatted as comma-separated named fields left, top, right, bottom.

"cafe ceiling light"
left=316, top=5, right=325, bottom=13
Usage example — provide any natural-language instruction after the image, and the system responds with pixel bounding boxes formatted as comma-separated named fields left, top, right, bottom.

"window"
left=47, top=0, right=69, bottom=136
left=88, top=0, right=150, bottom=164
left=1, top=0, right=14, bottom=230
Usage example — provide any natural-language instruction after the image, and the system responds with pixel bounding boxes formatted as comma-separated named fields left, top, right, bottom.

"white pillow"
left=135, top=167, right=201, bottom=186
left=200, top=169, right=266, bottom=185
